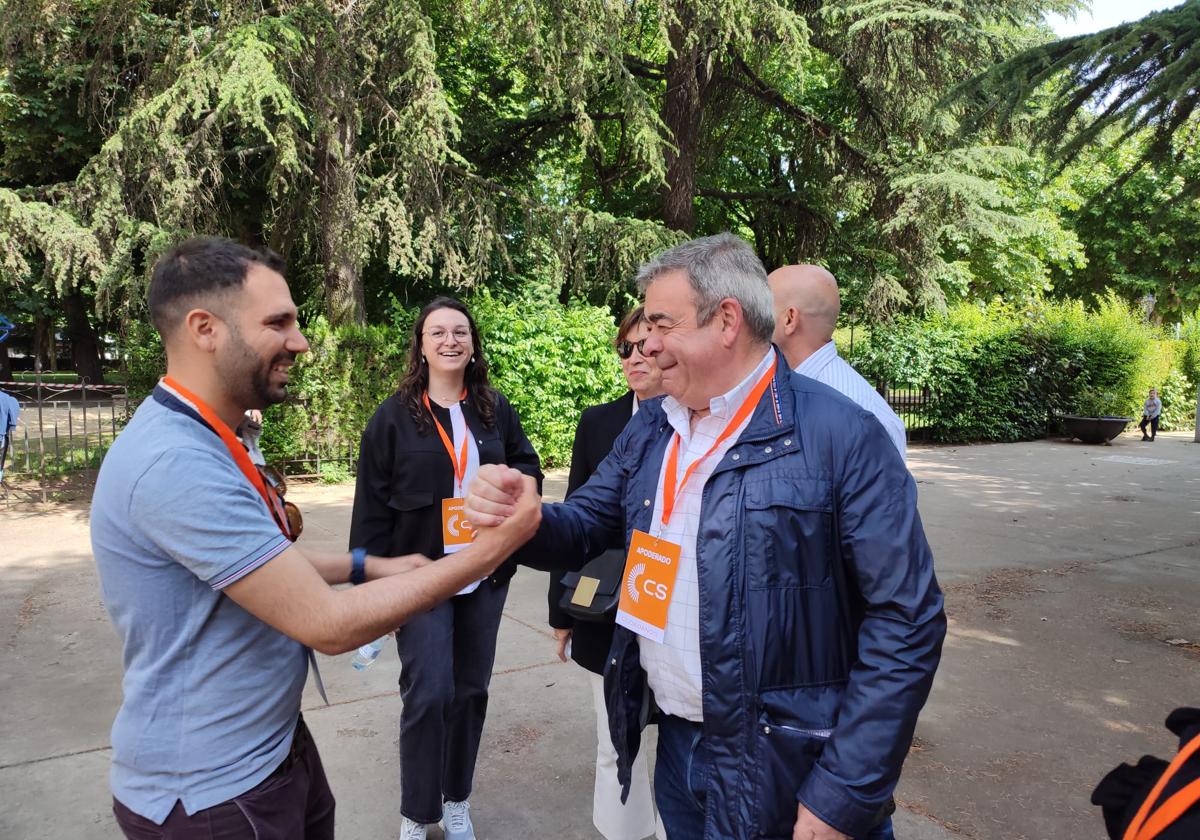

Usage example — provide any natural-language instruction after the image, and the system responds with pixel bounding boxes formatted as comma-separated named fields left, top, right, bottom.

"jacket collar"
left=735, top=345, right=795, bottom=445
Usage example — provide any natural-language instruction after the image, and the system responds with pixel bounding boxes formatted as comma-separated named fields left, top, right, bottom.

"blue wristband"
left=350, top=547, right=367, bottom=585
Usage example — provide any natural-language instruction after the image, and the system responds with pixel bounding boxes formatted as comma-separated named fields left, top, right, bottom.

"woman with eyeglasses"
left=350, top=297, right=542, bottom=840
left=547, top=305, right=666, bottom=840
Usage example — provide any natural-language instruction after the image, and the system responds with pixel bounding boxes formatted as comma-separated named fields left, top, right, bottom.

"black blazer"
left=547, top=390, right=635, bottom=673
left=350, top=389, right=542, bottom=586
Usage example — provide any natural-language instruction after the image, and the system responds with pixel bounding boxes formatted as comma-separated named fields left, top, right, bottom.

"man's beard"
left=221, top=326, right=294, bottom=409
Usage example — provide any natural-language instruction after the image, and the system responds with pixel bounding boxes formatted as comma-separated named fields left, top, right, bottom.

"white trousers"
left=590, top=672, right=666, bottom=840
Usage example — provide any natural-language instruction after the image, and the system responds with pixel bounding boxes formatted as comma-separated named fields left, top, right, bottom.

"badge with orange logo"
left=615, top=530, right=682, bottom=643
left=441, top=497, right=475, bottom=553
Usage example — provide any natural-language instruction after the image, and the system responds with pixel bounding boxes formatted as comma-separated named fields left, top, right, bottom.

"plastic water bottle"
left=350, top=638, right=385, bottom=671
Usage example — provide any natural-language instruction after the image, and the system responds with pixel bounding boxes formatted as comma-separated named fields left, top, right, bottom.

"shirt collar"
left=794, top=339, right=838, bottom=378
left=663, top=347, right=775, bottom=439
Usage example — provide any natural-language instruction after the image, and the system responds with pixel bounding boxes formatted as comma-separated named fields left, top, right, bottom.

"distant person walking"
left=1139, top=387, right=1162, bottom=441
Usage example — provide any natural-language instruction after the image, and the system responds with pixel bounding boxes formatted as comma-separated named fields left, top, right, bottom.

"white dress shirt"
left=637, top=349, right=775, bottom=722
left=795, top=340, right=907, bottom=461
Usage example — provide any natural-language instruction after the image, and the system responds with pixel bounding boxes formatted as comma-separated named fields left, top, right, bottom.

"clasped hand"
left=465, top=464, right=536, bottom=528
left=464, top=465, right=542, bottom=559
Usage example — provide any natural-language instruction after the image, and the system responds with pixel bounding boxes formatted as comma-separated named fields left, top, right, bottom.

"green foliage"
left=950, top=3, right=1200, bottom=318
left=116, top=319, right=165, bottom=397
left=0, top=187, right=105, bottom=296
left=1177, top=314, right=1200, bottom=384
left=848, top=294, right=1167, bottom=441
left=1158, top=368, right=1196, bottom=431
left=952, top=1, right=1200, bottom=181
left=260, top=316, right=410, bottom=465
left=318, top=460, right=354, bottom=485
left=472, top=287, right=627, bottom=466
left=1047, top=132, right=1200, bottom=319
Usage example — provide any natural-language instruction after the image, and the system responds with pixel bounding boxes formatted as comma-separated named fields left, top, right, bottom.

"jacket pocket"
left=743, top=476, right=833, bottom=589
left=387, top=491, right=434, bottom=512
left=752, top=688, right=841, bottom=839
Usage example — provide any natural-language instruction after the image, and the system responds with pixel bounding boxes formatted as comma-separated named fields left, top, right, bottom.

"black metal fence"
left=275, top=446, right=359, bottom=481
left=874, top=381, right=935, bottom=442
left=0, top=380, right=131, bottom=503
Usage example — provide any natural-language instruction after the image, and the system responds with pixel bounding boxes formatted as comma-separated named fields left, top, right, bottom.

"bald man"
left=769, top=264, right=907, bottom=460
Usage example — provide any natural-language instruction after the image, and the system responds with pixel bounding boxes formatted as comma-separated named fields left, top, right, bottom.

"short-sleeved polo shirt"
left=90, top=388, right=308, bottom=823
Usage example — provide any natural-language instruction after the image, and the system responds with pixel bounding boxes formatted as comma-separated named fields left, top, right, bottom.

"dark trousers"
left=1139, top=415, right=1160, bottom=438
left=655, top=714, right=895, bottom=840
left=395, top=580, right=509, bottom=823
left=112, top=717, right=334, bottom=839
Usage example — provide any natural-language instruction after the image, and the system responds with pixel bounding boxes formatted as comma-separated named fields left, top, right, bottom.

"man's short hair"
left=635, top=232, right=775, bottom=344
left=148, top=237, right=285, bottom=339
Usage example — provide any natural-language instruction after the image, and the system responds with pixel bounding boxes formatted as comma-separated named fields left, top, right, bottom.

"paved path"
left=1, top=431, right=1196, bottom=839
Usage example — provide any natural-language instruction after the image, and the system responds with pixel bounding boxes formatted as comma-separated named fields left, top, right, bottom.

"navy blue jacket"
left=521, top=348, right=945, bottom=839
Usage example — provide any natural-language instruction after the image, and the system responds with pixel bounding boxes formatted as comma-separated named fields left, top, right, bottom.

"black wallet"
left=558, top=548, right=626, bottom=622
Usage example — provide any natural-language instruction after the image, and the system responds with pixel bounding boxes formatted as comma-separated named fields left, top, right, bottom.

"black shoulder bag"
left=557, top=548, right=627, bottom=622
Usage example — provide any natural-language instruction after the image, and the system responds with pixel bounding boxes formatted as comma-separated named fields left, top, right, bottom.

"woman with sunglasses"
left=547, top=305, right=666, bottom=840
left=350, top=297, right=542, bottom=840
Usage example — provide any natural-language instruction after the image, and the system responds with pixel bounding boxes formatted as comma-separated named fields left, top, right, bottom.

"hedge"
left=846, top=295, right=1197, bottom=442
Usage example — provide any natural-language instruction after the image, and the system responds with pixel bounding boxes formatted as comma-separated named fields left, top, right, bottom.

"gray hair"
left=635, top=232, right=775, bottom=344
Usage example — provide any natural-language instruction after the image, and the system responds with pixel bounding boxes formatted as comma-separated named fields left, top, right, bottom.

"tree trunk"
left=0, top=343, right=11, bottom=380
left=661, top=11, right=711, bottom=233
left=314, top=41, right=365, bottom=328
left=62, top=290, right=105, bottom=384
left=34, top=315, right=56, bottom=372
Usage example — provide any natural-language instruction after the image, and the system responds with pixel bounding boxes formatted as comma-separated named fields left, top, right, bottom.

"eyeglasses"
left=616, top=339, right=648, bottom=359
left=423, top=328, right=471, bottom=342
left=258, top=464, right=304, bottom=540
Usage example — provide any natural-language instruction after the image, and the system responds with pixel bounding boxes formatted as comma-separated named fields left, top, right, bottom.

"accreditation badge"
left=441, top=497, right=475, bottom=554
left=615, top=529, right=682, bottom=643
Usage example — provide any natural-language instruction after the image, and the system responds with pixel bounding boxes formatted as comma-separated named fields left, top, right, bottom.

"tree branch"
left=697, top=187, right=820, bottom=205
left=623, top=54, right=667, bottom=80
left=725, top=56, right=882, bottom=175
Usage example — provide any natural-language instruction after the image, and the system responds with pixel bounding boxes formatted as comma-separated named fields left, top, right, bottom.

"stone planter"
left=1060, top=415, right=1133, bottom=445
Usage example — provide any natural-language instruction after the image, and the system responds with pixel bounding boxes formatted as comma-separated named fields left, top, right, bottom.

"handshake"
left=464, top=464, right=543, bottom=569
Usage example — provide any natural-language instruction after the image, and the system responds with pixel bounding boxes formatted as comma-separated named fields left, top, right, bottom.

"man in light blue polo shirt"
left=91, top=237, right=542, bottom=839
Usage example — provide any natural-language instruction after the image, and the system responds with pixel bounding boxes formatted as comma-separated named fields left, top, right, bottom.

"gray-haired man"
left=468, top=233, right=944, bottom=839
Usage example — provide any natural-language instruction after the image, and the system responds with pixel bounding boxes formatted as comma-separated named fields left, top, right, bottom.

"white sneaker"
left=441, top=800, right=476, bottom=840
left=400, top=816, right=427, bottom=840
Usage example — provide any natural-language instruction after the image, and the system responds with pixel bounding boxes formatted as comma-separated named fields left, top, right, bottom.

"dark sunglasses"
left=258, top=464, right=304, bottom=540
left=616, top=338, right=648, bottom=360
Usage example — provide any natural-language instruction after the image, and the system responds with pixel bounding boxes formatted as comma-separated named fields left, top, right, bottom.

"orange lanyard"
left=1123, top=733, right=1200, bottom=840
left=660, top=360, right=776, bottom=527
left=160, top=376, right=291, bottom=540
left=423, top=390, right=470, bottom=491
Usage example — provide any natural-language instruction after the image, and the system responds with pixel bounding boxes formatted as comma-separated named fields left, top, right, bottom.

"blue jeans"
left=654, top=715, right=895, bottom=840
